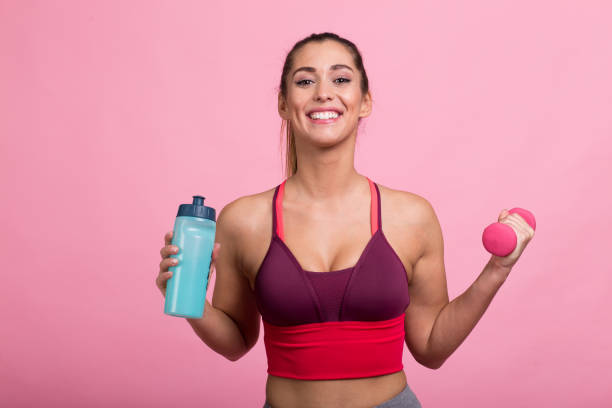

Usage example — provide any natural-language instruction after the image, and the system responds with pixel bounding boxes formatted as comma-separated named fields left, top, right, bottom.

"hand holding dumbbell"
left=482, top=207, right=536, bottom=269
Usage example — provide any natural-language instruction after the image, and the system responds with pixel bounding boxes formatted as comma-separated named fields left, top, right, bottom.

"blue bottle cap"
left=177, top=195, right=216, bottom=221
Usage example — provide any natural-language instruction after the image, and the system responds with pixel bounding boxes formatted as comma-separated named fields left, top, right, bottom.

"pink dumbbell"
left=482, top=208, right=536, bottom=257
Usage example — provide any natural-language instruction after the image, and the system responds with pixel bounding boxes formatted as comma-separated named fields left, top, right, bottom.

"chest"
left=245, top=215, right=421, bottom=294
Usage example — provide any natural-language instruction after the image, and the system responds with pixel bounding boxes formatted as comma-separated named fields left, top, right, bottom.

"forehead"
left=292, top=40, right=354, bottom=70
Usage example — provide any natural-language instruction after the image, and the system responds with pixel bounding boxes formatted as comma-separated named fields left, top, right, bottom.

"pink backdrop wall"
left=2, top=1, right=610, bottom=406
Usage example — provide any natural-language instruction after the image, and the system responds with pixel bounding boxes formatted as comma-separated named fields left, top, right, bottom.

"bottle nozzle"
left=192, top=196, right=205, bottom=206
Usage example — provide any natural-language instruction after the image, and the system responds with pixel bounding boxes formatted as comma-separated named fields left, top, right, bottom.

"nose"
left=314, top=80, right=333, bottom=102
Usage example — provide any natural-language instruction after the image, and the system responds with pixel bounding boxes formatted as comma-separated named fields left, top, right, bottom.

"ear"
left=278, top=92, right=290, bottom=120
left=359, top=90, right=372, bottom=119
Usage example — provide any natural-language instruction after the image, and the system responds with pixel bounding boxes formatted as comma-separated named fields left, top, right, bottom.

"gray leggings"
left=262, top=383, right=422, bottom=408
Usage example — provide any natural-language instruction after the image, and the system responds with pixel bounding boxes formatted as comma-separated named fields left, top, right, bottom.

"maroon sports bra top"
left=254, top=177, right=410, bottom=326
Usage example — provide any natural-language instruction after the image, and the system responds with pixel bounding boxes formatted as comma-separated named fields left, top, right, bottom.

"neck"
left=291, top=169, right=364, bottom=200
left=288, top=147, right=367, bottom=203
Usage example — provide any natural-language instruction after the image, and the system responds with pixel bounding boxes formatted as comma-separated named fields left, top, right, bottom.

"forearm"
left=425, top=259, right=512, bottom=368
left=185, top=299, right=246, bottom=362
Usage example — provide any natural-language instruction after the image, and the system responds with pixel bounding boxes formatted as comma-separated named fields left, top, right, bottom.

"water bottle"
left=164, top=195, right=216, bottom=318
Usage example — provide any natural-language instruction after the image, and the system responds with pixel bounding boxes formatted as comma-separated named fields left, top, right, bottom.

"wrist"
left=486, top=259, right=512, bottom=283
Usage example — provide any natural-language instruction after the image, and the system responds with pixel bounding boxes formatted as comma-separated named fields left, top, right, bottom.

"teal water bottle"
left=165, top=195, right=216, bottom=318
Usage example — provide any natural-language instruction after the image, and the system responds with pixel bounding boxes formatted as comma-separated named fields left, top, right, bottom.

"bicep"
left=404, top=198, right=449, bottom=364
left=211, top=201, right=261, bottom=352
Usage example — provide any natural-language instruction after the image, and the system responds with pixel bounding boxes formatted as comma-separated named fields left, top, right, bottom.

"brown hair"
left=278, top=32, right=370, bottom=178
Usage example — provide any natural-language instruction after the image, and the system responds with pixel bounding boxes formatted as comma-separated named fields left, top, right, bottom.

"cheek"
left=288, top=95, right=309, bottom=113
left=342, top=89, right=363, bottom=106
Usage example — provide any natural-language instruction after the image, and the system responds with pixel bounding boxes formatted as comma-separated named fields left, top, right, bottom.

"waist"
left=265, top=370, right=407, bottom=408
left=262, top=313, right=406, bottom=380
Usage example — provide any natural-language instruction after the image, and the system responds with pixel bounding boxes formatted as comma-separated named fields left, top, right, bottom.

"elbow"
left=225, top=331, right=254, bottom=362
left=226, top=354, right=240, bottom=362
left=229, top=329, right=259, bottom=362
left=225, top=341, right=254, bottom=362
left=425, top=359, right=445, bottom=370
left=225, top=349, right=245, bottom=362
left=415, top=354, right=446, bottom=370
left=424, top=357, right=446, bottom=370
left=411, top=338, right=447, bottom=369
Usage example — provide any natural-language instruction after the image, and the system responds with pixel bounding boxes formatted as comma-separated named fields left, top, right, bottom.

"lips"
left=306, top=112, right=342, bottom=124
left=306, top=108, right=343, bottom=116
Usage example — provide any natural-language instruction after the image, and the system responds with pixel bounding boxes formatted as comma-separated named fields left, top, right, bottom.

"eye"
left=296, top=78, right=351, bottom=87
left=296, top=79, right=313, bottom=86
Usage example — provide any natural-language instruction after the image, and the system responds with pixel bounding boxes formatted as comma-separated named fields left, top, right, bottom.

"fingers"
left=500, top=214, right=534, bottom=242
left=209, top=242, right=221, bottom=270
left=211, top=242, right=221, bottom=261
left=161, top=231, right=180, bottom=258
left=158, top=235, right=220, bottom=295
left=165, top=231, right=173, bottom=246
left=210, top=242, right=221, bottom=269
left=498, top=209, right=509, bottom=221
left=510, top=214, right=534, bottom=236
left=160, top=243, right=179, bottom=258
left=206, top=243, right=222, bottom=293
left=158, top=231, right=178, bottom=295
left=156, top=270, right=173, bottom=285
left=498, top=210, right=535, bottom=236
left=156, top=270, right=172, bottom=296
left=159, top=256, right=179, bottom=272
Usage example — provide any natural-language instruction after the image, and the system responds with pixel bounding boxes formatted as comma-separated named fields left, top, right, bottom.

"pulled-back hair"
left=278, top=32, right=370, bottom=178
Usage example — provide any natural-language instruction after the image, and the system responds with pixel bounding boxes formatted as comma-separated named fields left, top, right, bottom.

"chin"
left=308, top=132, right=351, bottom=147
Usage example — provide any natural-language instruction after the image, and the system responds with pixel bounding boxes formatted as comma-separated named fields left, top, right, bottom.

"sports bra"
left=254, top=177, right=411, bottom=380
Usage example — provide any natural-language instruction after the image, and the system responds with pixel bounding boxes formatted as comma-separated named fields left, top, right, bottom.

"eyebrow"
left=292, top=64, right=354, bottom=78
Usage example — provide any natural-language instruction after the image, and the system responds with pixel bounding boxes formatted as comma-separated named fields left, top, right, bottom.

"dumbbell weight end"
left=482, top=207, right=536, bottom=257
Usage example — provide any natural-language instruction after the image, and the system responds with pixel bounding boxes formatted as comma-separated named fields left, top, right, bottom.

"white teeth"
left=309, top=111, right=339, bottom=120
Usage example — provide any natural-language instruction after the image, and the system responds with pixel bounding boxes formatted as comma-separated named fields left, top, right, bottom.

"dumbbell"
left=482, top=208, right=536, bottom=257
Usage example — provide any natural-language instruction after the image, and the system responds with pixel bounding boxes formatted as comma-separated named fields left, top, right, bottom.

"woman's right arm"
left=157, top=198, right=261, bottom=362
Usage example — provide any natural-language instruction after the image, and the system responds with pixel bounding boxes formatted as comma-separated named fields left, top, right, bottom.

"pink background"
left=2, top=1, right=611, bottom=406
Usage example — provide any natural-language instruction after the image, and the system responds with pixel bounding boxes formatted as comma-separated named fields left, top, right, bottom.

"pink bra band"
left=262, top=313, right=405, bottom=380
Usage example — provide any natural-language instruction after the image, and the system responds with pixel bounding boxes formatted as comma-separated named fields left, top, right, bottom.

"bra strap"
left=367, top=177, right=380, bottom=235
left=273, top=180, right=286, bottom=240
left=274, top=178, right=378, bottom=241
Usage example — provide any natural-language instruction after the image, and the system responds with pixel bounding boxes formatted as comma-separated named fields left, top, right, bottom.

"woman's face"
left=279, top=40, right=372, bottom=147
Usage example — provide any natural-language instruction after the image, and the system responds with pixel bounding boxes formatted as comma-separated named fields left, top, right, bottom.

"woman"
left=156, top=32, right=534, bottom=408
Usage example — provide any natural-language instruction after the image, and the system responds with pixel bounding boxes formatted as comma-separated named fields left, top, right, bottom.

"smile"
left=306, top=111, right=342, bottom=124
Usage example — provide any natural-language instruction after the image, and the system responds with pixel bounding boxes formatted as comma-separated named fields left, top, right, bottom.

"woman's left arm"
left=403, top=197, right=535, bottom=369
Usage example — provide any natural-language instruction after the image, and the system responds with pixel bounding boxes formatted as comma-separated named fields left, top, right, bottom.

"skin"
left=157, top=39, right=535, bottom=408
left=261, top=40, right=421, bottom=407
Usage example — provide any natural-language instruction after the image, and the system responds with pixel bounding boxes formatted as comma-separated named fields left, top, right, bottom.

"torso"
left=239, top=178, right=425, bottom=408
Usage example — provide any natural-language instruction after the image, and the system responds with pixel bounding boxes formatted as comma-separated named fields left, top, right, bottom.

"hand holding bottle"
left=156, top=230, right=221, bottom=298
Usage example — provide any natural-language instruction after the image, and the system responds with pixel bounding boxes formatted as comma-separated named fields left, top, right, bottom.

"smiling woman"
left=157, top=31, right=531, bottom=408
left=278, top=33, right=371, bottom=178
left=254, top=32, right=426, bottom=407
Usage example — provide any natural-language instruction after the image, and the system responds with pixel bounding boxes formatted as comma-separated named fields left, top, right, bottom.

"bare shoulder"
left=376, top=182, right=434, bottom=227
left=218, top=188, right=273, bottom=235
left=375, top=183, right=438, bottom=276
left=216, top=185, right=276, bottom=281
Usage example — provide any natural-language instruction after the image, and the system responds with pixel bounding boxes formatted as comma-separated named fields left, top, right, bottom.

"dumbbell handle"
left=482, top=208, right=536, bottom=257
